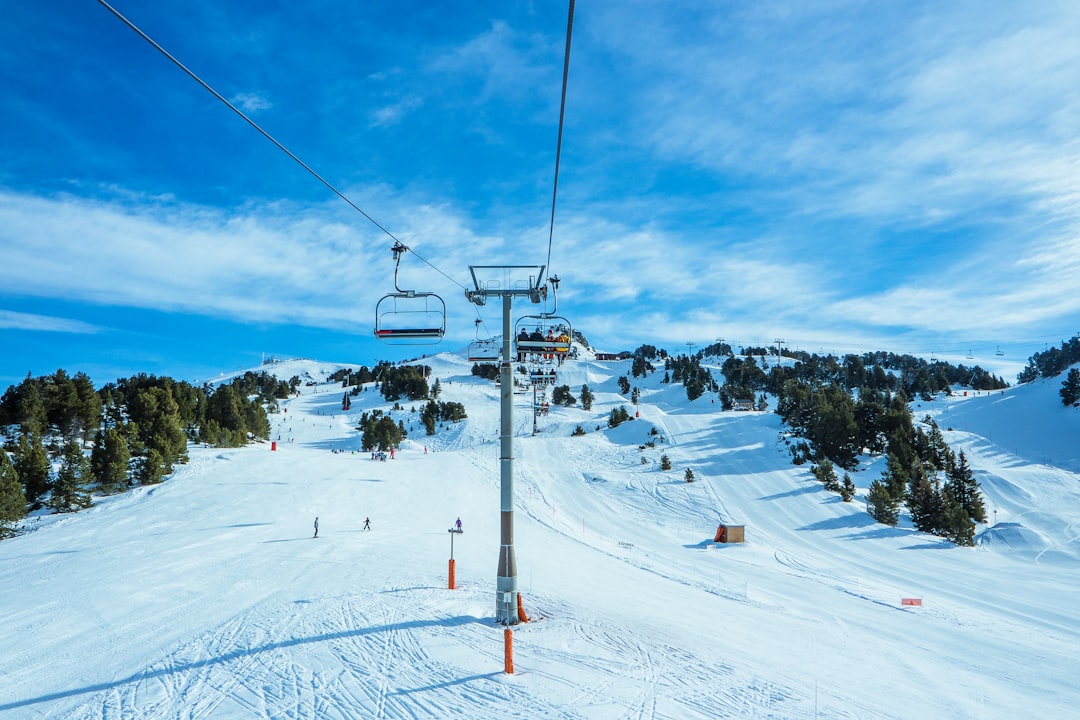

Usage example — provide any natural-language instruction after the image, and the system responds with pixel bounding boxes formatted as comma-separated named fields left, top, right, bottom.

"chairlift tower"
left=466, top=265, right=548, bottom=625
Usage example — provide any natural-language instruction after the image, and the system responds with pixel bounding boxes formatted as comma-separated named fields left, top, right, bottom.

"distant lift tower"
left=466, top=265, right=547, bottom=625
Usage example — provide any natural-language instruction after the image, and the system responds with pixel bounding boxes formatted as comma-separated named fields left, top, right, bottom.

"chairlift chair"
left=467, top=318, right=502, bottom=362
left=374, top=242, right=446, bottom=345
left=514, top=315, right=572, bottom=360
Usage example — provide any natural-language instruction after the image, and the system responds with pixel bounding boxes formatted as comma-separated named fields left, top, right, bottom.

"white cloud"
left=230, top=91, right=273, bottom=114
left=0, top=309, right=102, bottom=334
left=369, top=96, right=423, bottom=128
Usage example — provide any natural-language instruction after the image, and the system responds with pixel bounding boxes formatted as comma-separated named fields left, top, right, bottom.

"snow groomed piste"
left=1, top=352, right=1079, bottom=718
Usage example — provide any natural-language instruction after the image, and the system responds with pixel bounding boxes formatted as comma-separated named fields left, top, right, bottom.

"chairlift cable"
left=97, top=0, right=468, bottom=293
left=543, top=0, right=575, bottom=286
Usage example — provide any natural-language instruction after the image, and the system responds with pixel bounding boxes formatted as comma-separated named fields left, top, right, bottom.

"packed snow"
left=2, top=351, right=1079, bottom=719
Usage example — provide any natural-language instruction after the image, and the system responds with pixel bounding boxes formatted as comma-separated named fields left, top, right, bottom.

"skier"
left=314, top=516, right=319, bottom=538
left=363, top=517, right=371, bottom=531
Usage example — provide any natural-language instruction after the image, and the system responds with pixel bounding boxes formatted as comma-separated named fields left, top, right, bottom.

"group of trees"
left=357, top=409, right=406, bottom=451
left=374, top=363, right=431, bottom=402
left=544, top=383, right=597, bottom=412
left=760, top=354, right=987, bottom=544
left=865, top=423, right=986, bottom=545
left=809, top=459, right=857, bottom=502
left=1017, top=335, right=1080, bottom=383
left=419, top=400, right=467, bottom=435
left=663, top=354, right=718, bottom=401
left=607, top=405, right=632, bottom=428
left=1, top=369, right=286, bottom=530
left=1003, top=334, right=1080, bottom=405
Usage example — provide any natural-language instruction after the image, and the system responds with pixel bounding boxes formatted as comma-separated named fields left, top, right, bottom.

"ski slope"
left=2, top=353, right=1078, bottom=719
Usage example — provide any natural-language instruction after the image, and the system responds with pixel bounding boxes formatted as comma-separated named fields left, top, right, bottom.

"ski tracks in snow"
left=53, top=587, right=581, bottom=719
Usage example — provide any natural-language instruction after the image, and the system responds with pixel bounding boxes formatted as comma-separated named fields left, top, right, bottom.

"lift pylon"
left=465, top=265, right=547, bottom=625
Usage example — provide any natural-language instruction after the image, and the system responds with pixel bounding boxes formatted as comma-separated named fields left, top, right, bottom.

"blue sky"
left=3, top=1, right=1079, bottom=389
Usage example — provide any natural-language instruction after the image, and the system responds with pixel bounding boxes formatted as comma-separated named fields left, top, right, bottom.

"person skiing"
left=313, top=516, right=319, bottom=538
left=363, top=517, right=371, bottom=531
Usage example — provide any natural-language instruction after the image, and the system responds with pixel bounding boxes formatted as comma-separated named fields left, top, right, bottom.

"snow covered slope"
left=1, top=355, right=1078, bottom=719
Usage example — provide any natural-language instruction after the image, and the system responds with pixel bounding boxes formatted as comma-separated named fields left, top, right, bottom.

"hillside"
left=1, top=353, right=1078, bottom=719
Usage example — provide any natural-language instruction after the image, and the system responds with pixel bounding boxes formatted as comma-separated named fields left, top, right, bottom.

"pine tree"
left=907, top=468, right=940, bottom=533
left=840, top=473, right=856, bottom=502
left=946, top=450, right=986, bottom=523
left=866, top=479, right=900, bottom=525
left=137, top=448, right=167, bottom=485
left=1060, top=368, right=1080, bottom=406
left=684, top=468, right=695, bottom=483
left=72, top=371, right=102, bottom=442
left=579, top=384, right=594, bottom=411
left=48, top=439, right=92, bottom=512
left=939, top=485, right=975, bottom=546
left=880, top=452, right=909, bottom=501
left=17, top=380, right=49, bottom=436
left=91, top=427, right=131, bottom=494
left=812, top=459, right=840, bottom=491
left=0, top=451, right=26, bottom=537
left=14, top=433, right=50, bottom=509
left=660, top=454, right=672, bottom=470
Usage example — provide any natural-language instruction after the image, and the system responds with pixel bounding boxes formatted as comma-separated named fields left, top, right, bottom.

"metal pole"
left=497, top=293, right=519, bottom=624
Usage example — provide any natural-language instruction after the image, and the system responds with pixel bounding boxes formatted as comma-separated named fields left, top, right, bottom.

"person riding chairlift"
left=517, top=328, right=530, bottom=362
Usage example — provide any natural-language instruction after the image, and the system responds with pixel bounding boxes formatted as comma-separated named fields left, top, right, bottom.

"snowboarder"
left=313, top=516, right=319, bottom=538
left=363, top=517, right=371, bottom=531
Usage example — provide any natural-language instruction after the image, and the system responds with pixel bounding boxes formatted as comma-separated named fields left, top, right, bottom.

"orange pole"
left=448, top=558, right=456, bottom=590
left=504, top=628, right=514, bottom=674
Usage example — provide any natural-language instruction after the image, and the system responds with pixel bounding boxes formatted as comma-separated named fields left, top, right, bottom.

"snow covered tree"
left=0, top=451, right=25, bottom=537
